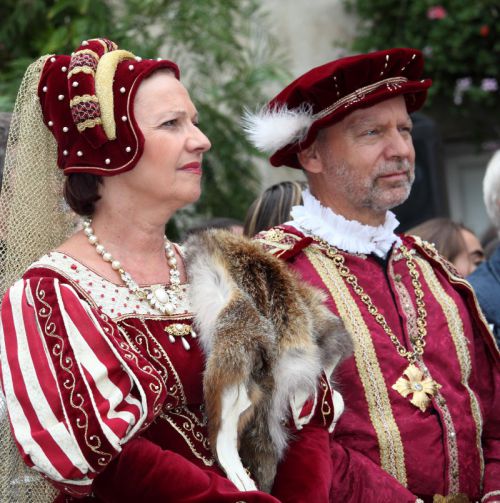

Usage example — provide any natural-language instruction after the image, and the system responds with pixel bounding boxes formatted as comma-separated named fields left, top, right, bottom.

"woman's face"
left=452, top=228, right=485, bottom=277
left=118, top=71, right=211, bottom=210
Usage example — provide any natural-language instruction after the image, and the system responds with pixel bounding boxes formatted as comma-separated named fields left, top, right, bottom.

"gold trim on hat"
left=69, top=94, right=99, bottom=107
left=76, top=117, right=103, bottom=132
left=95, top=49, right=136, bottom=141
left=313, top=76, right=409, bottom=121
left=67, top=65, right=96, bottom=79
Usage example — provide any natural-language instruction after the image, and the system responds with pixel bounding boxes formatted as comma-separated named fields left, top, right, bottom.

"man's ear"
left=297, top=141, right=325, bottom=174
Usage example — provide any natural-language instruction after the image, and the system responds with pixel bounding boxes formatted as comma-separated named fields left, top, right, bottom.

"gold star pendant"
left=392, top=364, right=442, bottom=412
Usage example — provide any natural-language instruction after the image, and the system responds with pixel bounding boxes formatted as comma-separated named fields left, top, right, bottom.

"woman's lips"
left=178, top=162, right=202, bottom=175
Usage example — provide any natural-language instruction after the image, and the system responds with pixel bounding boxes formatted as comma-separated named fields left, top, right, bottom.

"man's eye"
left=365, top=129, right=378, bottom=136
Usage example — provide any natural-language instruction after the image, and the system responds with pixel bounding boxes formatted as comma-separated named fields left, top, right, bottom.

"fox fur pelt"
left=183, top=230, right=352, bottom=493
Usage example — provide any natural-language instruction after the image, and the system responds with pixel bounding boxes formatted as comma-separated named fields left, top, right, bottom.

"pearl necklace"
left=82, top=218, right=181, bottom=315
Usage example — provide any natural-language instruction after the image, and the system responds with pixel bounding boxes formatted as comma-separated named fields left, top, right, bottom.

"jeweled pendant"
left=153, top=287, right=169, bottom=304
left=392, top=364, right=441, bottom=412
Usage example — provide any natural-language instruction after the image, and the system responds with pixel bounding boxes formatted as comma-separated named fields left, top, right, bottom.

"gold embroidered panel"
left=306, top=247, right=408, bottom=486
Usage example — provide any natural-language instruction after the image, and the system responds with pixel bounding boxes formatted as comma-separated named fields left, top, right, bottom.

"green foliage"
left=0, top=0, right=288, bottom=235
left=344, top=0, right=500, bottom=130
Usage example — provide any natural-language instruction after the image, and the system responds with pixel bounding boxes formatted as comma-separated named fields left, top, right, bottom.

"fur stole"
left=184, top=230, right=352, bottom=492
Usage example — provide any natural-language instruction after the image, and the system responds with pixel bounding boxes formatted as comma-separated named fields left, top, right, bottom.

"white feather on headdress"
left=241, top=104, right=314, bottom=154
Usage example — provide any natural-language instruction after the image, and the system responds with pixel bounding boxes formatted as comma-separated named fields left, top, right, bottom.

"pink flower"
left=427, top=6, right=447, bottom=20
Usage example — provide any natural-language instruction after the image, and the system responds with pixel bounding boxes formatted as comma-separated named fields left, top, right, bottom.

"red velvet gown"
left=255, top=225, right=500, bottom=503
left=0, top=251, right=334, bottom=502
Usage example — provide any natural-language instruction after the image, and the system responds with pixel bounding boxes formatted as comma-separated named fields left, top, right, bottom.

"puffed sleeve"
left=0, top=276, right=166, bottom=497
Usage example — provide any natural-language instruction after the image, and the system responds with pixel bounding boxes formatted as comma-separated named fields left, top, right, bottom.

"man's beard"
left=328, top=158, right=415, bottom=213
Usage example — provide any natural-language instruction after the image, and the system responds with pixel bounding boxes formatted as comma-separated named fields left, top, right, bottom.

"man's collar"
left=287, top=189, right=401, bottom=258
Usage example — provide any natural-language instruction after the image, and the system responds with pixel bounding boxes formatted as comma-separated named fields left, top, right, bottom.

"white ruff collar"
left=288, top=189, right=401, bottom=258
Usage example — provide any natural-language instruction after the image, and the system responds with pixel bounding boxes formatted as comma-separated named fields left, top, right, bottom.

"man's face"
left=302, top=96, right=416, bottom=225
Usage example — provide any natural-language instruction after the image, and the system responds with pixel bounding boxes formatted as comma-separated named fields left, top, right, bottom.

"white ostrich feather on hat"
left=242, top=104, right=314, bottom=154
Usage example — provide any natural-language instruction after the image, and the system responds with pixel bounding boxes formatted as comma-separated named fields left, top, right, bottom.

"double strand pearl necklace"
left=83, top=218, right=181, bottom=315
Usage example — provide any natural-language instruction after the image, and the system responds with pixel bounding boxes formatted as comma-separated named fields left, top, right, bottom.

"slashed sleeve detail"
left=0, top=276, right=166, bottom=496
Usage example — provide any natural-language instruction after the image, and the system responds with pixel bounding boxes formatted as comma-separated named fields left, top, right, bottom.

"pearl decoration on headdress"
left=61, top=66, right=67, bottom=72
left=82, top=40, right=89, bottom=46
left=42, top=86, right=48, bottom=92
left=48, top=121, right=53, bottom=127
left=63, top=150, right=68, bottom=156
left=50, top=57, right=56, bottom=63
left=62, top=127, right=69, bottom=132
left=135, top=56, right=142, bottom=62
left=77, top=151, right=83, bottom=157
left=72, top=81, right=79, bottom=88
left=58, top=94, right=64, bottom=101
left=125, top=146, right=131, bottom=152
left=105, top=158, right=111, bottom=165
left=121, top=116, right=128, bottom=122
left=128, top=65, right=134, bottom=71
left=120, top=87, right=126, bottom=93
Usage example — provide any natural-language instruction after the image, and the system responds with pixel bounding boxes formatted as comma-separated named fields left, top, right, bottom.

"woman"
left=244, top=181, right=307, bottom=237
left=0, top=39, right=347, bottom=502
left=409, top=218, right=484, bottom=276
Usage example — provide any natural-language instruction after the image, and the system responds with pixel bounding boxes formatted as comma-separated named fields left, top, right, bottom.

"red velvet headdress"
left=243, top=48, right=432, bottom=168
left=37, top=38, right=179, bottom=176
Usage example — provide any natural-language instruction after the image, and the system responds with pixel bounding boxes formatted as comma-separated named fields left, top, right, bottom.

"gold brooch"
left=392, top=364, right=441, bottom=412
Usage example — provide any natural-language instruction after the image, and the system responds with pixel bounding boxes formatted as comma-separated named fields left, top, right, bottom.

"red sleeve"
left=329, top=441, right=419, bottom=502
left=271, top=424, right=332, bottom=503
left=92, top=436, right=281, bottom=503
left=0, top=277, right=165, bottom=497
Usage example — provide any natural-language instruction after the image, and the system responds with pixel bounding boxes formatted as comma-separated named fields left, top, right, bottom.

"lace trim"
left=289, top=189, right=401, bottom=258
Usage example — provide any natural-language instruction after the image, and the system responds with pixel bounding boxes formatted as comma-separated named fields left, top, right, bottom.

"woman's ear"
left=297, top=140, right=325, bottom=174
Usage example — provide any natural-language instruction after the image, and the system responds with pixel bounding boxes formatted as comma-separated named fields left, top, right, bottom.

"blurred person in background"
left=408, top=217, right=484, bottom=276
left=244, top=180, right=306, bottom=237
left=469, top=150, right=500, bottom=347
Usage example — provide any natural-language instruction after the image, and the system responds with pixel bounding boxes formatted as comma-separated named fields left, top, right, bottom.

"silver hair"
left=483, top=150, right=500, bottom=230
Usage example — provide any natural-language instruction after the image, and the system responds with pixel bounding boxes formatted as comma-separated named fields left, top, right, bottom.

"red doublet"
left=255, top=225, right=500, bottom=503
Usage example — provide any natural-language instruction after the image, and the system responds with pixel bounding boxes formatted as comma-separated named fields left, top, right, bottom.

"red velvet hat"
left=37, top=38, right=179, bottom=176
left=243, top=48, right=432, bottom=168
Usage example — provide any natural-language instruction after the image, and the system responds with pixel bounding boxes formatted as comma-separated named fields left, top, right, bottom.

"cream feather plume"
left=241, top=104, right=314, bottom=154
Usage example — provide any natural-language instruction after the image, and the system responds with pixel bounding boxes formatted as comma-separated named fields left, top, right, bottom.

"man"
left=468, top=150, right=500, bottom=347
left=244, top=48, right=500, bottom=502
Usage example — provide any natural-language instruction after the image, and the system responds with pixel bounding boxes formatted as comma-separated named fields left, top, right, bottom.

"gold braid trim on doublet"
left=305, top=245, right=407, bottom=486
left=417, top=257, right=485, bottom=487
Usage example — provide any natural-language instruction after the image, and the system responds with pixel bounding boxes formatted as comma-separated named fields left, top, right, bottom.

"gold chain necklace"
left=315, top=236, right=441, bottom=412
